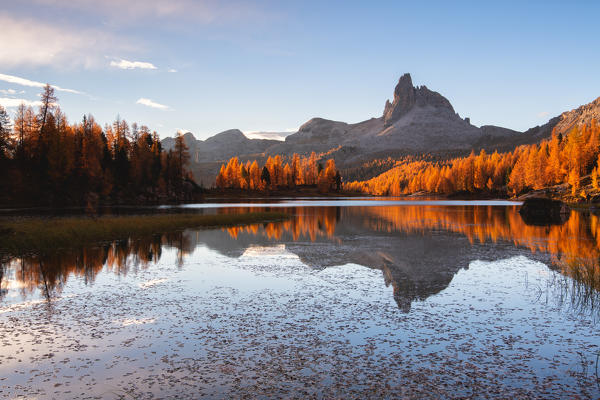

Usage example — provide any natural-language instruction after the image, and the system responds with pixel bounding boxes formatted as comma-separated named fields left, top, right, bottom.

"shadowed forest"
left=0, top=85, right=196, bottom=207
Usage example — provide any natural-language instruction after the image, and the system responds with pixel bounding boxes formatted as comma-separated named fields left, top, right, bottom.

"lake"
left=1, top=199, right=599, bottom=398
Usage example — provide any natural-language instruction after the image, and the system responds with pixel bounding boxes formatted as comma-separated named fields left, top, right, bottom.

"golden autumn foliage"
left=215, top=152, right=342, bottom=193
left=344, top=121, right=600, bottom=198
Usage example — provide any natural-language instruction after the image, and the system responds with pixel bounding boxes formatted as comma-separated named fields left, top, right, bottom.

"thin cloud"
left=28, top=0, right=274, bottom=25
left=0, top=89, right=21, bottom=95
left=537, top=111, right=550, bottom=118
left=0, top=97, right=42, bottom=108
left=136, top=98, right=169, bottom=110
left=0, top=13, right=134, bottom=69
left=110, top=59, right=157, bottom=70
left=168, top=68, right=178, bottom=73
left=0, top=73, right=82, bottom=94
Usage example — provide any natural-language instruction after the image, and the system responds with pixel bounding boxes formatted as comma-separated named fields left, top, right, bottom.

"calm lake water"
left=1, top=199, right=600, bottom=398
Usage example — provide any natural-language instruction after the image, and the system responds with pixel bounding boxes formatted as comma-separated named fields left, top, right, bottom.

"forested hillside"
left=344, top=121, right=600, bottom=201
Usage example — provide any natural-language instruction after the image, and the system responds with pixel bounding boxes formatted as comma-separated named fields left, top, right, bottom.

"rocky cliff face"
left=383, top=73, right=417, bottom=125
left=383, top=73, right=454, bottom=127
left=554, top=96, right=600, bottom=133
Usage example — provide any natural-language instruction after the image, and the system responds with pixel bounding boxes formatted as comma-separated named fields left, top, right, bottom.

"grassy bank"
left=0, top=212, right=289, bottom=256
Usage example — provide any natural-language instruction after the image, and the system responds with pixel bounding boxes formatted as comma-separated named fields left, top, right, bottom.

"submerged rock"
left=519, top=197, right=570, bottom=226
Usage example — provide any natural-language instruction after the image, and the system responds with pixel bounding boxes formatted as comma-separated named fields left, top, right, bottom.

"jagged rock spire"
left=383, top=73, right=416, bottom=127
left=383, top=73, right=454, bottom=127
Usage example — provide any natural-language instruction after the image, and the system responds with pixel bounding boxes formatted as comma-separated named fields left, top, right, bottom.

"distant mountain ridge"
left=162, top=73, right=600, bottom=186
left=163, top=129, right=278, bottom=164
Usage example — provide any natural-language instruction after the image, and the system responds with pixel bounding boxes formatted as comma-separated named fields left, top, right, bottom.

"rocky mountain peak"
left=182, top=132, right=196, bottom=147
left=206, top=129, right=247, bottom=143
left=298, top=118, right=335, bottom=132
left=182, top=131, right=196, bottom=140
left=383, top=73, right=416, bottom=126
left=383, top=73, right=455, bottom=127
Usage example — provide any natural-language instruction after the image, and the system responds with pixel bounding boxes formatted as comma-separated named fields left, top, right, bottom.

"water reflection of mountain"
left=2, top=205, right=600, bottom=313
left=192, top=206, right=557, bottom=312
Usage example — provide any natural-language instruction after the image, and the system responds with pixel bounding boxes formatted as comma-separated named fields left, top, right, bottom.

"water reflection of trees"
left=355, top=206, right=600, bottom=294
left=219, top=206, right=600, bottom=312
left=220, top=207, right=599, bottom=279
left=2, top=206, right=600, bottom=313
left=219, top=207, right=339, bottom=241
left=0, top=231, right=192, bottom=302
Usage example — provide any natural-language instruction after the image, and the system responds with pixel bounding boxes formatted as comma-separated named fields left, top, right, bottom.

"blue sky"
left=1, top=0, right=599, bottom=139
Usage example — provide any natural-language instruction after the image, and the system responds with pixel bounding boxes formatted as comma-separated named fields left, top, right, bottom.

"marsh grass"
left=549, top=257, right=600, bottom=320
left=0, top=212, right=289, bottom=256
